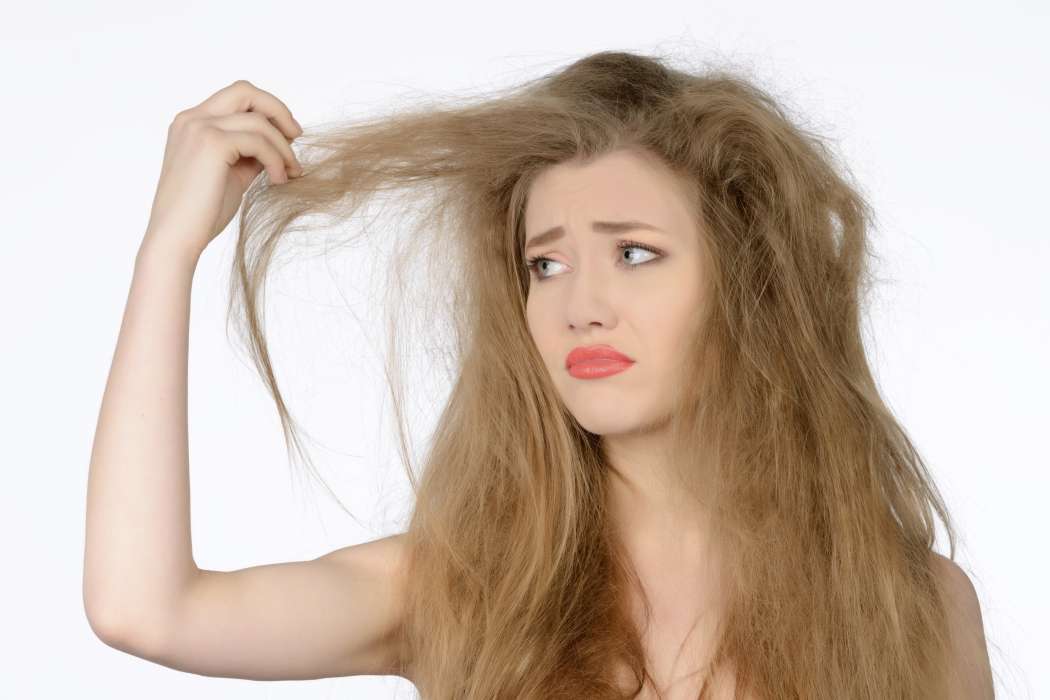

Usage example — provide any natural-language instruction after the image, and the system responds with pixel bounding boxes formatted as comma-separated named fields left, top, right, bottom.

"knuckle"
left=196, top=124, right=223, bottom=148
left=184, top=117, right=209, bottom=136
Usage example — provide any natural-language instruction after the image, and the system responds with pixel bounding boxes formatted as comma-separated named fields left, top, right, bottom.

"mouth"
left=565, top=344, right=635, bottom=379
left=567, top=358, right=634, bottom=379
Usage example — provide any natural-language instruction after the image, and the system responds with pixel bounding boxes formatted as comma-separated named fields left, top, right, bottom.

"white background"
left=2, top=1, right=1046, bottom=698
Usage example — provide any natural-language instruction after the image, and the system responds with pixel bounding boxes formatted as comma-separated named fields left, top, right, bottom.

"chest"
left=620, top=550, right=748, bottom=700
left=627, top=585, right=725, bottom=700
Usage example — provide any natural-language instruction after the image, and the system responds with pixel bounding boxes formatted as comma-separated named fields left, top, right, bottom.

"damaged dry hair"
left=227, top=49, right=962, bottom=698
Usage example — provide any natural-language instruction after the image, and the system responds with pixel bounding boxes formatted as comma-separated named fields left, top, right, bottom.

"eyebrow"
left=523, top=220, right=665, bottom=252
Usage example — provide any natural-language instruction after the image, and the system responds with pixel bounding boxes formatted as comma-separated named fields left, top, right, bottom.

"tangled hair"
left=228, top=49, right=962, bottom=698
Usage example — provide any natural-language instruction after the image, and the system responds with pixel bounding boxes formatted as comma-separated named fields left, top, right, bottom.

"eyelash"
left=524, top=240, right=664, bottom=281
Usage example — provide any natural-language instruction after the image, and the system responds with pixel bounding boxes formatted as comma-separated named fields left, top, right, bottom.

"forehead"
left=524, top=147, right=695, bottom=229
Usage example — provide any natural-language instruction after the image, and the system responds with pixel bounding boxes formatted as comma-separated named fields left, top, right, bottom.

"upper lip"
left=565, top=344, right=635, bottom=369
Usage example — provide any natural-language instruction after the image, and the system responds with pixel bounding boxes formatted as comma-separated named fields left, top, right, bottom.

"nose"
left=564, top=256, right=616, bottom=331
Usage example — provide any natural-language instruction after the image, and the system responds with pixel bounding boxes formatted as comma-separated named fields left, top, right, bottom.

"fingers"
left=174, top=79, right=305, bottom=185
left=211, top=111, right=303, bottom=179
left=223, top=130, right=296, bottom=184
left=181, top=79, right=303, bottom=144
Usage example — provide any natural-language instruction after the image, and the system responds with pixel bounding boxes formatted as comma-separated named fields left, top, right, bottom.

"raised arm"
left=82, top=239, right=201, bottom=645
left=82, top=81, right=413, bottom=682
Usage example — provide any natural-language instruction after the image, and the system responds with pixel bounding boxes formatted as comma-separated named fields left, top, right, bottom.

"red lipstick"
left=565, top=344, right=635, bottom=379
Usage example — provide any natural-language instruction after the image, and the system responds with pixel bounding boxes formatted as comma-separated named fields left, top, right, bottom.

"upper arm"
left=931, top=552, right=994, bottom=699
left=101, top=532, right=412, bottom=682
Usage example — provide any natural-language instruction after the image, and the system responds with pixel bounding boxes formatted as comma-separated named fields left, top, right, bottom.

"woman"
left=83, top=50, right=994, bottom=699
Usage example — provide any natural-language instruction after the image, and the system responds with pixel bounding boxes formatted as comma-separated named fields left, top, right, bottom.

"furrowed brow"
left=524, top=220, right=664, bottom=251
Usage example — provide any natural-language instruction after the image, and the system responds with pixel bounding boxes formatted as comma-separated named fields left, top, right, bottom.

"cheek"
left=525, top=303, right=547, bottom=350
left=638, top=289, right=699, bottom=358
left=526, top=302, right=564, bottom=375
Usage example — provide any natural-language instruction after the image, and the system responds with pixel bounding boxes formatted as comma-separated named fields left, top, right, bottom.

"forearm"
left=83, top=235, right=202, bottom=639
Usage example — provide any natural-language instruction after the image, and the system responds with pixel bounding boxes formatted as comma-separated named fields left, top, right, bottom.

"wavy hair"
left=228, top=49, right=961, bottom=699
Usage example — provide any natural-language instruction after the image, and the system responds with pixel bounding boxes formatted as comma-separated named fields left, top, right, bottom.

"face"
left=523, top=147, right=705, bottom=438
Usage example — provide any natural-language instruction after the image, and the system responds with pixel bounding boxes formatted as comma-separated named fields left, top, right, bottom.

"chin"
left=568, top=410, right=646, bottom=437
left=576, top=406, right=675, bottom=438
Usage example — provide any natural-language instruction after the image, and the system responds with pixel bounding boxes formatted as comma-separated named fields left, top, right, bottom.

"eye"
left=524, top=240, right=663, bottom=281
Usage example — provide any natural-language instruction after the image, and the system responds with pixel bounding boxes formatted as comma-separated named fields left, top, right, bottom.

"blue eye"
left=524, top=240, right=663, bottom=281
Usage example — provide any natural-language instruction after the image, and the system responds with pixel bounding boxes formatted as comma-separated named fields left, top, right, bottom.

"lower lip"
left=568, top=359, right=634, bottom=379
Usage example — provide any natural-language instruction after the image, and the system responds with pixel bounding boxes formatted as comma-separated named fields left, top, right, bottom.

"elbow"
left=84, top=593, right=134, bottom=649
left=84, top=596, right=167, bottom=658
left=85, top=604, right=129, bottom=649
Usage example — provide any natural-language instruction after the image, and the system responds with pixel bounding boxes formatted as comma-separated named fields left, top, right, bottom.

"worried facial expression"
left=523, top=147, right=706, bottom=437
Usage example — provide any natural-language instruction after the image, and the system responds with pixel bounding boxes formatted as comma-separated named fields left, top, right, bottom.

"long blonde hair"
left=229, top=49, right=960, bottom=698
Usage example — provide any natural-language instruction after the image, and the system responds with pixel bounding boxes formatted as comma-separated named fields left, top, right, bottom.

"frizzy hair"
left=226, top=49, right=962, bottom=699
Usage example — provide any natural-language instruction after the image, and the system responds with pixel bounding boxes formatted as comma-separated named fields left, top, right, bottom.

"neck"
left=601, top=429, right=707, bottom=539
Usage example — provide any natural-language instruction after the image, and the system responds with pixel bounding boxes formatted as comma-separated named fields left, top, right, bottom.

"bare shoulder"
left=929, top=551, right=983, bottom=623
left=929, top=551, right=994, bottom=699
left=318, top=531, right=410, bottom=576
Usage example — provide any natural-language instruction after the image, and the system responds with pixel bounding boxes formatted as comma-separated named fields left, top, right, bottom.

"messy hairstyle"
left=228, top=49, right=961, bottom=699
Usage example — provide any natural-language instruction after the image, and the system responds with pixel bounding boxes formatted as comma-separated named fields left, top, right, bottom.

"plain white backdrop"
left=2, top=0, right=1046, bottom=697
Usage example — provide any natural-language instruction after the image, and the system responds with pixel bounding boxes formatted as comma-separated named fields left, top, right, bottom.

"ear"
left=930, top=552, right=995, bottom=699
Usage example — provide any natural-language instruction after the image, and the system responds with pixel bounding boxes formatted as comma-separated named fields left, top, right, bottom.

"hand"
left=141, top=79, right=304, bottom=260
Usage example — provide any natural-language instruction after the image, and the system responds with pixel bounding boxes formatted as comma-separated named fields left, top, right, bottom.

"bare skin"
left=620, top=529, right=731, bottom=699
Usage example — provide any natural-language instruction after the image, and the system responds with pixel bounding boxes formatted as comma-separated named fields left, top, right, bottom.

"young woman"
left=83, top=51, right=994, bottom=699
